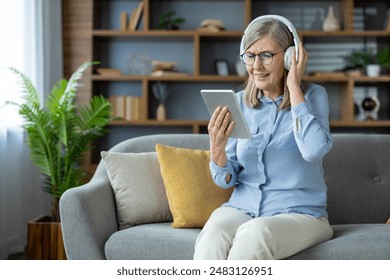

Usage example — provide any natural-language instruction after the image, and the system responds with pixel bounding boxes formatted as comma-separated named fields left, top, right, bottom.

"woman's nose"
left=253, top=57, right=264, bottom=69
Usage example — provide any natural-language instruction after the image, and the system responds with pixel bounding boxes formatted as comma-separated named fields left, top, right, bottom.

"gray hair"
left=241, top=18, right=292, bottom=56
left=241, top=18, right=308, bottom=109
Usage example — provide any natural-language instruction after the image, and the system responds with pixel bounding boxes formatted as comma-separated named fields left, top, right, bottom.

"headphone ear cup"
left=284, top=46, right=294, bottom=70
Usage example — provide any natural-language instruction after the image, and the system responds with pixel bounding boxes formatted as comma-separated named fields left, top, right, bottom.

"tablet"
left=201, top=89, right=251, bottom=139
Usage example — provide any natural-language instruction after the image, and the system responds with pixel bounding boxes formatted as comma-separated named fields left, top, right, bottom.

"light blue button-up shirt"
left=210, top=83, right=333, bottom=218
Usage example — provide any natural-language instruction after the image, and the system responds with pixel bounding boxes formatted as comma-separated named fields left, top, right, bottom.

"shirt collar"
left=259, top=92, right=283, bottom=105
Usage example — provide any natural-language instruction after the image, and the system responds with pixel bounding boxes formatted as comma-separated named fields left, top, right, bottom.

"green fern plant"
left=157, top=11, right=185, bottom=30
left=8, top=61, right=112, bottom=222
left=342, top=49, right=371, bottom=71
left=377, top=48, right=390, bottom=68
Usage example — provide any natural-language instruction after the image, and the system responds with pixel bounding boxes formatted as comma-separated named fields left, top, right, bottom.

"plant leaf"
left=9, top=67, right=40, bottom=106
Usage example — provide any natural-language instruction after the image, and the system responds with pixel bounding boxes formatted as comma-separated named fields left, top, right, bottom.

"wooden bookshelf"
left=63, top=0, right=390, bottom=167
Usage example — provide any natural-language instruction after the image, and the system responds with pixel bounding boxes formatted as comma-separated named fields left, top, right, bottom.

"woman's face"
left=245, top=35, right=285, bottom=99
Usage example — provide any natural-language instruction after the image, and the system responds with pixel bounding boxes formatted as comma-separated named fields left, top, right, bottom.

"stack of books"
left=198, top=19, right=225, bottom=32
left=150, top=60, right=187, bottom=76
left=109, top=95, right=141, bottom=121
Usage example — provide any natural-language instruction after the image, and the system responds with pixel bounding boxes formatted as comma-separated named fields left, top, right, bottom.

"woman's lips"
left=254, top=73, right=269, bottom=78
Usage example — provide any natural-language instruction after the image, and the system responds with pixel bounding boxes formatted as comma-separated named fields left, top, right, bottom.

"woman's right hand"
left=207, top=106, right=235, bottom=166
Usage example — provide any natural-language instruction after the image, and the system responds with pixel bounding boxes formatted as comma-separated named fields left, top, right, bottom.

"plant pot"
left=27, top=216, right=67, bottom=260
left=345, top=69, right=363, bottom=77
left=366, top=64, right=381, bottom=77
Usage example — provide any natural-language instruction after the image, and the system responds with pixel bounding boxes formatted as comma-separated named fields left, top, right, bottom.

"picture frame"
left=214, top=59, right=229, bottom=76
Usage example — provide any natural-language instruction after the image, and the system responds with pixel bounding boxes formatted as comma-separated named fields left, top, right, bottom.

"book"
left=115, top=96, right=126, bottom=119
left=151, top=70, right=188, bottom=77
left=128, top=9, right=137, bottom=30
left=109, top=96, right=116, bottom=118
left=96, top=68, right=121, bottom=76
left=129, top=1, right=144, bottom=31
left=197, top=26, right=225, bottom=32
left=151, top=60, right=177, bottom=71
left=125, top=96, right=139, bottom=121
left=120, top=12, right=128, bottom=31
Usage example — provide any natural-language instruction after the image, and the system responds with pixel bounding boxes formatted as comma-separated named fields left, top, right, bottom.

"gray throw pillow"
left=101, top=151, right=172, bottom=230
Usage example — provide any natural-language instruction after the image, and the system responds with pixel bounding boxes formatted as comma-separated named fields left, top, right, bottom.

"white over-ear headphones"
left=240, top=15, right=300, bottom=70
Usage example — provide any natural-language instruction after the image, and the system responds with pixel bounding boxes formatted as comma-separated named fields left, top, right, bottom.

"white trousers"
left=193, top=206, right=333, bottom=260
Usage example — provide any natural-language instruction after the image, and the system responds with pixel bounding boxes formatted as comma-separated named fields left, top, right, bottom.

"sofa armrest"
left=59, top=170, right=118, bottom=260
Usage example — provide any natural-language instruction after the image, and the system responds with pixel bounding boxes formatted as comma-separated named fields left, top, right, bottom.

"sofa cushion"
left=105, top=223, right=201, bottom=260
left=101, top=151, right=172, bottom=230
left=155, top=144, right=233, bottom=228
left=287, top=224, right=390, bottom=260
left=105, top=223, right=390, bottom=260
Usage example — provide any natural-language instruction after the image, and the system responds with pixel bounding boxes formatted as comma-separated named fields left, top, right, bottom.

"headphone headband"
left=240, top=14, right=300, bottom=65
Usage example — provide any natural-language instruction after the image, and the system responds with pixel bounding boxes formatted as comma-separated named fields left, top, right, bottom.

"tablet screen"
left=201, top=89, right=251, bottom=139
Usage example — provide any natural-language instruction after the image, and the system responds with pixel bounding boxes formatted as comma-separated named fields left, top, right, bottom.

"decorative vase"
left=152, top=82, right=169, bottom=121
left=156, top=103, right=166, bottom=120
left=345, top=69, right=363, bottom=77
left=323, top=6, right=340, bottom=31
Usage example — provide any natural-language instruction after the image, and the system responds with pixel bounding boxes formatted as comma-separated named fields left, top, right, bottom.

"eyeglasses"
left=240, top=51, right=284, bottom=66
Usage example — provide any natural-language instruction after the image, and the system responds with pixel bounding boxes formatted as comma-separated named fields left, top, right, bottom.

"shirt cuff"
left=209, top=160, right=236, bottom=187
left=209, top=160, right=230, bottom=174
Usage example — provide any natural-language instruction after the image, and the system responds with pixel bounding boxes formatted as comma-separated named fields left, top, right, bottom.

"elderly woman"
left=194, top=15, right=334, bottom=260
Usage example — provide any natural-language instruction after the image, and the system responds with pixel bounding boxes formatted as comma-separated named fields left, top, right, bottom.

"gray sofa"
left=60, top=133, right=390, bottom=260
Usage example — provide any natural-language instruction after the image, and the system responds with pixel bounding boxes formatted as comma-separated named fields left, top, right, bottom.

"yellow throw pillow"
left=155, top=144, right=233, bottom=228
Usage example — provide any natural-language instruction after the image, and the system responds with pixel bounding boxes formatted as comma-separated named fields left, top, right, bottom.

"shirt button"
left=374, top=176, right=382, bottom=183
